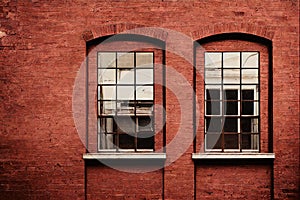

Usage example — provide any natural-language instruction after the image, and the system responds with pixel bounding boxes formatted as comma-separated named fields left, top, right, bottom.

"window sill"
left=192, top=153, right=275, bottom=160
left=83, top=152, right=166, bottom=160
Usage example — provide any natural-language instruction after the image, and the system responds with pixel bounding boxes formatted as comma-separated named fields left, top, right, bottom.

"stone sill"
left=83, top=153, right=166, bottom=160
left=192, top=153, right=275, bottom=160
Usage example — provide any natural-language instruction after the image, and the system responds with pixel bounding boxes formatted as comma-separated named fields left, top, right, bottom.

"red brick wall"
left=0, top=0, right=299, bottom=199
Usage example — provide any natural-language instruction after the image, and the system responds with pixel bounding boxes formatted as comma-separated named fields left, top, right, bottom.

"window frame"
left=204, top=51, right=261, bottom=153
left=97, top=51, right=156, bottom=152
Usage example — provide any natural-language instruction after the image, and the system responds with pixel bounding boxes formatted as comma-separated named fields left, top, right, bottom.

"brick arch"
left=81, top=23, right=168, bottom=43
left=191, top=22, right=275, bottom=42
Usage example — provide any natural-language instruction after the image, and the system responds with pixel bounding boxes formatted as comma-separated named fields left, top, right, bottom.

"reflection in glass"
left=136, top=52, right=153, bottom=68
left=223, top=52, right=240, bottom=68
left=136, top=86, right=153, bottom=100
left=136, top=69, right=153, bottom=84
left=242, top=52, right=259, bottom=68
left=205, top=69, right=221, bottom=84
left=223, top=69, right=240, bottom=84
left=117, top=53, right=134, bottom=68
left=205, top=53, right=222, bottom=68
left=98, top=52, right=116, bottom=68
left=98, top=69, right=116, bottom=84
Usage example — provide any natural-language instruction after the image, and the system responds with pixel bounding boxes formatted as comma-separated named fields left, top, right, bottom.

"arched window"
left=86, top=34, right=165, bottom=153
left=194, top=33, right=273, bottom=153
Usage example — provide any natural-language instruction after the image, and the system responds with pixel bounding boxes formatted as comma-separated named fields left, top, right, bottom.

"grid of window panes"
left=204, top=52, right=260, bottom=152
left=97, top=52, right=154, bottom=151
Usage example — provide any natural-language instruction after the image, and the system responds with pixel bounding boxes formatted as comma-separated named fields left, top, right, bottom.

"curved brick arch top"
left=81, top=23, right=168, bottom=44
left=191, top=23, right=275, bottom=44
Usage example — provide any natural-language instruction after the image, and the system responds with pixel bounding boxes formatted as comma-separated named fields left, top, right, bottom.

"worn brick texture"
left=0, top=0, right=299, bottom=200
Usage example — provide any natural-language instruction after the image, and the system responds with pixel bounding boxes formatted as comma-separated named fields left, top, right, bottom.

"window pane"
left=117, top=52, right=134, bottom=68
left=205, top=52, right=222, bottom=68
left=136, top=69, right=153, bottom=84
left=98, top=69, right=116, bottom=84
left=116, top=116, right=135, bottom=133
left=224, top=117, right=237, bottom=132
left=224, top=134, right=238, bottom=149
left=98, top=52, right=116, bottom=68
left=136, top=102, right=153, bottom=115
left=117, top=86, right=134, bottom=100
left=117, top=101, right=135, bottom=115
left=242, top=90, right=254, bottom=100
left=137, top=134, right=154, bottom=149
left=224, top=101, right=238, bottom=115
left=99, top=101, right=116, bottom=115
left=241, top=118, right=258, bottom=133
left=223, top=69, right=240, bottom=84
left=206, top=89, right=220, bottom=100
left=100, top=118, right=115, bottom=133
left=137, top=116, right=153, bottom=132
left=206, top=101, right=221, bottom=115
left=206, top=117, right=222, bottom=133
left=242, top=52, right=258, bottom=68
left=100, top=86, right=116, bottom=100
left=242, top=134, right=259, bottom=150
left=205, top=68, right=221, bottom=84
left=205, top=134, right=222, bottom=149
left=136, top=86, right=153, bottom=100
left=118, top=134, right=135, bottom=149
left=224, top=90, right=238, bottom=100
left=100, top=133, right=115, bottom=149
left=242, top=69, right=258, bottom=84
left=242, top=101, right=254, bottom=115
left=117, top=69, right=134, bottom=84
left=136, top=52, right=153, bottom=68
left=223, top=52, right=240, bottom=68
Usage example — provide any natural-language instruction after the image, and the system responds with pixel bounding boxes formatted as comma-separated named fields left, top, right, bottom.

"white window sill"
left=83, top=152, right=166, bottom=160
left=192, top=153, right=275, bottom=160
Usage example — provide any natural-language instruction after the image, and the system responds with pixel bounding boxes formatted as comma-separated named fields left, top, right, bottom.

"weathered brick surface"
left=0, top=0, right=298, bottom=199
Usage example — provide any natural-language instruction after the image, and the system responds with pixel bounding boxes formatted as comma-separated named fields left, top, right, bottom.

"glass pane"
left=116, top=116, right=135, bottom=133
left=224, top=101, right=238, bottom=115
left=242, top=52, right=259, bottom=68
left=242, top=134, right=259, bottom=150
left=137, top=134, right=154, bottom=149
left=205, top=134, right=222, bottom=149
left=117, top=86, right=134, bottom=100
left=224, top=117, right=237, bottom=132
left=100, top=118, right=115, bottom=135
left=223, top=52, right=240, bottom=68
left=118, top=134, right=135, bottom=149
left=206, top=101, right=220, bottom=115
left=136, top=86, right=153, bottom=100
left=100, top=133, right=115, bottom=149
left=205, top=52, right=222, bottom=68
left=242, top=90, right=254, bottom=100
left=241, top=118, right=259, bottom=133
left=242, top=86, right=259, bottom=100
left=242, top=69, right=258, bottom=84
left=205, top=68, right=221, bottom=84
left=223, top=69, right=240, bottom=84
left=98, top=69, right=116, bottom=84
left=206, top=117, right=222, bottom=133
left=136, top=102, right=153, bottom=115
left=242, top=101, right=254, bottom=115
left=98, top=52, right=116, bottom=68
left=137, top=116, right=153, bottom=132
left=224, top=90, right=238, bottom=100
left=206, top=89, right=220, bottom=100
left=117, top=69, right=134, bottom=84
left=136, top=52, right=153, bottom=68
left=117, top=101, right=135, bottom=115
left=224, top=134, right=238, bottom=149
left=136, top=69, right=153, bottom=84
left=117, top=52, right=134, bottom=68
left=100, top=86, right=116, bottom=100
left=99, top=101, right=116, bottom=115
